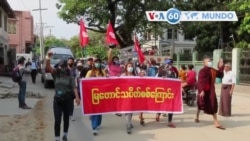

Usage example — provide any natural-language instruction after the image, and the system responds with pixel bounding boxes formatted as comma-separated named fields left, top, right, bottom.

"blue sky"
left=7, top=0, right=79, bottom=39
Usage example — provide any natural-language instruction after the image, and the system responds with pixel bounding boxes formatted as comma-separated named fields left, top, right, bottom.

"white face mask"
left=127, top=67, right=133, bottom=73
left=207, top=61, right=213, bottom=67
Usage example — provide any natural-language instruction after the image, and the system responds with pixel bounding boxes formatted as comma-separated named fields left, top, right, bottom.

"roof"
left=0, top=0, right=15, bottom=18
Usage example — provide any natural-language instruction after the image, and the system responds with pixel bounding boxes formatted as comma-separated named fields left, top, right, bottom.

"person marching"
left=85, top=58, right=106, bottom=136
left=45, top=52, right=80, bottom=141
left=120, top=62, right=136, bottom=134
left=195, top=57, right=225, bottom=130
left=156, top=59, right=177, bottom=128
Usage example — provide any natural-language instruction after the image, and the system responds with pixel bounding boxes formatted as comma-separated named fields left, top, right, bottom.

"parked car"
left=41, top=47, right=74, bottom=88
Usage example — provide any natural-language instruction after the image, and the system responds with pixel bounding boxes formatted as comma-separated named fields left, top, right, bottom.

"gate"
left=222, top=47, right=232, bottom=64
left=239, top=49, right=250, bottom=84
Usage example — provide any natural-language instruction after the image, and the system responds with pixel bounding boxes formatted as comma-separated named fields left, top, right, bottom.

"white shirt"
left=222, top=70, right=236, bottom=85
left=31, top=62, right=37, bottom=69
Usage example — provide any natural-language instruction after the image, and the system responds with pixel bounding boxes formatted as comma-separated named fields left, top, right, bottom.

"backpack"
left=11, top=67, right=23, bottom=83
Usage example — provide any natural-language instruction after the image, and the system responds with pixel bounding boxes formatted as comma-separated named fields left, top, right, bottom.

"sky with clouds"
left=7, top=0, right=79, bottom=39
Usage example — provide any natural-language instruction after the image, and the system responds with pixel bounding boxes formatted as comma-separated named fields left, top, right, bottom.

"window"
left=184, top=34, right=194, bottom=41
left=4, top=16, right=7, bottom=31
left=183, top=49, right=191, bottom=54
left=0, top=11, right=2, bottom=28
left=167, top=29, right=178, bottom=40
left=8, top=21, right=16, bottom=34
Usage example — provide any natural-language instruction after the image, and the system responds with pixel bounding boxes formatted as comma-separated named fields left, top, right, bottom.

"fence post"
left=232, top=48, right=241, bottom=84
left=176, top=53, right=180, bottom=68
left=213, top=49, right=223, bottom=83
left=192, top=51, right=197, bottom=63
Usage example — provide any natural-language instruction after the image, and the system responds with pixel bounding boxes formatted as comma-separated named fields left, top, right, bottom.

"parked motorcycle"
left=182, top=86, right=197, bottom=106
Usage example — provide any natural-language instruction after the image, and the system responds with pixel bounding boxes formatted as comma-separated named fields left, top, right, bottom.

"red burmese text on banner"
left=80, top=77, right=183, bottom=115
left=79, top=19, right=89, bottom=47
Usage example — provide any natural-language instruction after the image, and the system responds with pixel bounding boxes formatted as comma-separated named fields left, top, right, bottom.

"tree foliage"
left=230, top=0, right=250, bottom=48
left=35, top=36, right=68, bottom=55
left=54, top=0, right=250, bottom=56
left=56, top=0, right=172, bottom=47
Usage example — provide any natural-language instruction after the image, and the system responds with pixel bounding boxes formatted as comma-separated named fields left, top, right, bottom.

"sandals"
left=139, top=117, right=145, bottom=126
left=115, top=113, right=122, bottom=117
left=216, top=126, right=226, bottom=130
left=195, top=119, right=200, bottom=123
left=168, top=123, right=176, bottom=128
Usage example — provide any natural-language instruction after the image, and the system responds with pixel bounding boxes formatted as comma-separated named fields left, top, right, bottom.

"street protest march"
left=80, top=77, right=183, bottom=115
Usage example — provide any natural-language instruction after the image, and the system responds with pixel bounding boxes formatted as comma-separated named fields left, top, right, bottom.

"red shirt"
left=186, top=70, right=196, bottom=86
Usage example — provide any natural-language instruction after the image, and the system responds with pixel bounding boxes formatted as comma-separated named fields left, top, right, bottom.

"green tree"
left=176, top=0, right=238, bottom=59
left=230, top=0, right=250, bottom=48
left=56, top=0, right=172, bottom=47
left=35, top=36, right=68, bottom=55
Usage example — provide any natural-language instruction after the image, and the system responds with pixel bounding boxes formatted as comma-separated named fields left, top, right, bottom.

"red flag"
left=105, top=21, right=119, bottom=45
left=79, top=19, right=89, bottom=47
left=134, top=34, right=145, bottom=64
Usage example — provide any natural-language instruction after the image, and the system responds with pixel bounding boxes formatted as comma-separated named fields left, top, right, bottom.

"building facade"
left=8, top=10, right=34, bottom=54
left=142, top=29, right=196, bottom=55
left=0, top=0, right=15, bottom=73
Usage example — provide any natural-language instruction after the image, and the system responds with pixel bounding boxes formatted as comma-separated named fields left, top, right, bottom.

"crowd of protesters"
left=15, top=43, right=234, bottom=141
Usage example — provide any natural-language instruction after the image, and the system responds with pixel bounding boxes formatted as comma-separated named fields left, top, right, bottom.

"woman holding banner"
left=121, top=62, right=136, bottom=134
left=85, top=58, right=106, bottom=136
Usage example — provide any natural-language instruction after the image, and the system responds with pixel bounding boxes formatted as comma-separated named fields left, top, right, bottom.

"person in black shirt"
left=80, top=58, right=93, bottom=78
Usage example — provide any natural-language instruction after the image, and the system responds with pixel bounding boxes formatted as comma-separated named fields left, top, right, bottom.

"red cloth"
left=170, top=66, right=179, bottom=77
left=186, top=70, right=196, bottom=86
left=79, top=19, right=89, bottom=47
left=134, top=34, right=145, bottom=64
left=105, top=21, right=119, bottom=46
left=197, top=66, right=224, bottom=115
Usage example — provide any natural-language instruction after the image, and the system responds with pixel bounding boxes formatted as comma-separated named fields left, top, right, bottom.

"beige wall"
left=8, top=11, right=34, bottom=53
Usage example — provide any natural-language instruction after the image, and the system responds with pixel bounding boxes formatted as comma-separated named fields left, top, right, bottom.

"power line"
left=32, top=0, right=48, bottom=60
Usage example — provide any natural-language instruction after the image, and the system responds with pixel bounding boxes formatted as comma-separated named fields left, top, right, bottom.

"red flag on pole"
left=105, top=21, right=119, bottom=46
left=79, top=19, right=89, bottom=47
left=134, top=34, right=145, bottom=64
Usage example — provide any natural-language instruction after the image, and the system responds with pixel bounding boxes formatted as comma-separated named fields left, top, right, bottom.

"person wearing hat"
left=85, top=58, right=106, bottom=136
left=45, top=52, right=80, bottom=141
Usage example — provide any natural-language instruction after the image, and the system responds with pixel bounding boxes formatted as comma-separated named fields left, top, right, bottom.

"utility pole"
left=170, top=0, right=176, bottom=59
left=44, top=25, right=55, bottom=36
left=33, top=0, right=47, bottom=61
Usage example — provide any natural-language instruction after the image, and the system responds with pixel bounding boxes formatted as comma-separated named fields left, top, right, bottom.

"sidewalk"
left=215, top=84, right=250, bottom=97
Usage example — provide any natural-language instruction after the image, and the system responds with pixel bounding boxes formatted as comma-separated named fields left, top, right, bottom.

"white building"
left=142, top=28, right=196, bottom=55
left=0, top=0, right=15, bottom=72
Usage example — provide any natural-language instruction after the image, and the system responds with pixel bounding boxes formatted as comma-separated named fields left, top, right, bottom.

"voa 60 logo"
left=146, top=8, right=181, bottom=25
left=146, top=8, right=238, bottom=25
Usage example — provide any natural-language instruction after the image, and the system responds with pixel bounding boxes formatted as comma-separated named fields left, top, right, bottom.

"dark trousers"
left=31, top=69, right=37, bottom=83
left=168, top=113, right=173, bottom=122
left=18, top=81, right=27, bottom=106
left=69, top=97, right=74, bottom=116
left=91, top=115, right=102, bottom=130
left=53, top=99, right=71, bottom=137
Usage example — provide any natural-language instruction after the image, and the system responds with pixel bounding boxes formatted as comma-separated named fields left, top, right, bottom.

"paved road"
left=4, top=74, right=247, bottom=141
left=41, top=83, right=250, bottom=141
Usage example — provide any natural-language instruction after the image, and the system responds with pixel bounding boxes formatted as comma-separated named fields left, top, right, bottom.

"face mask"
left=127, top=67, right=133, bottom=73
left=68, top=63, right=73, bottom=67
left=95, top=63, right=101, bottom=68
left=207, top=61, right=212, bottom=67
left=114, top=60, right=119, bottom=65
